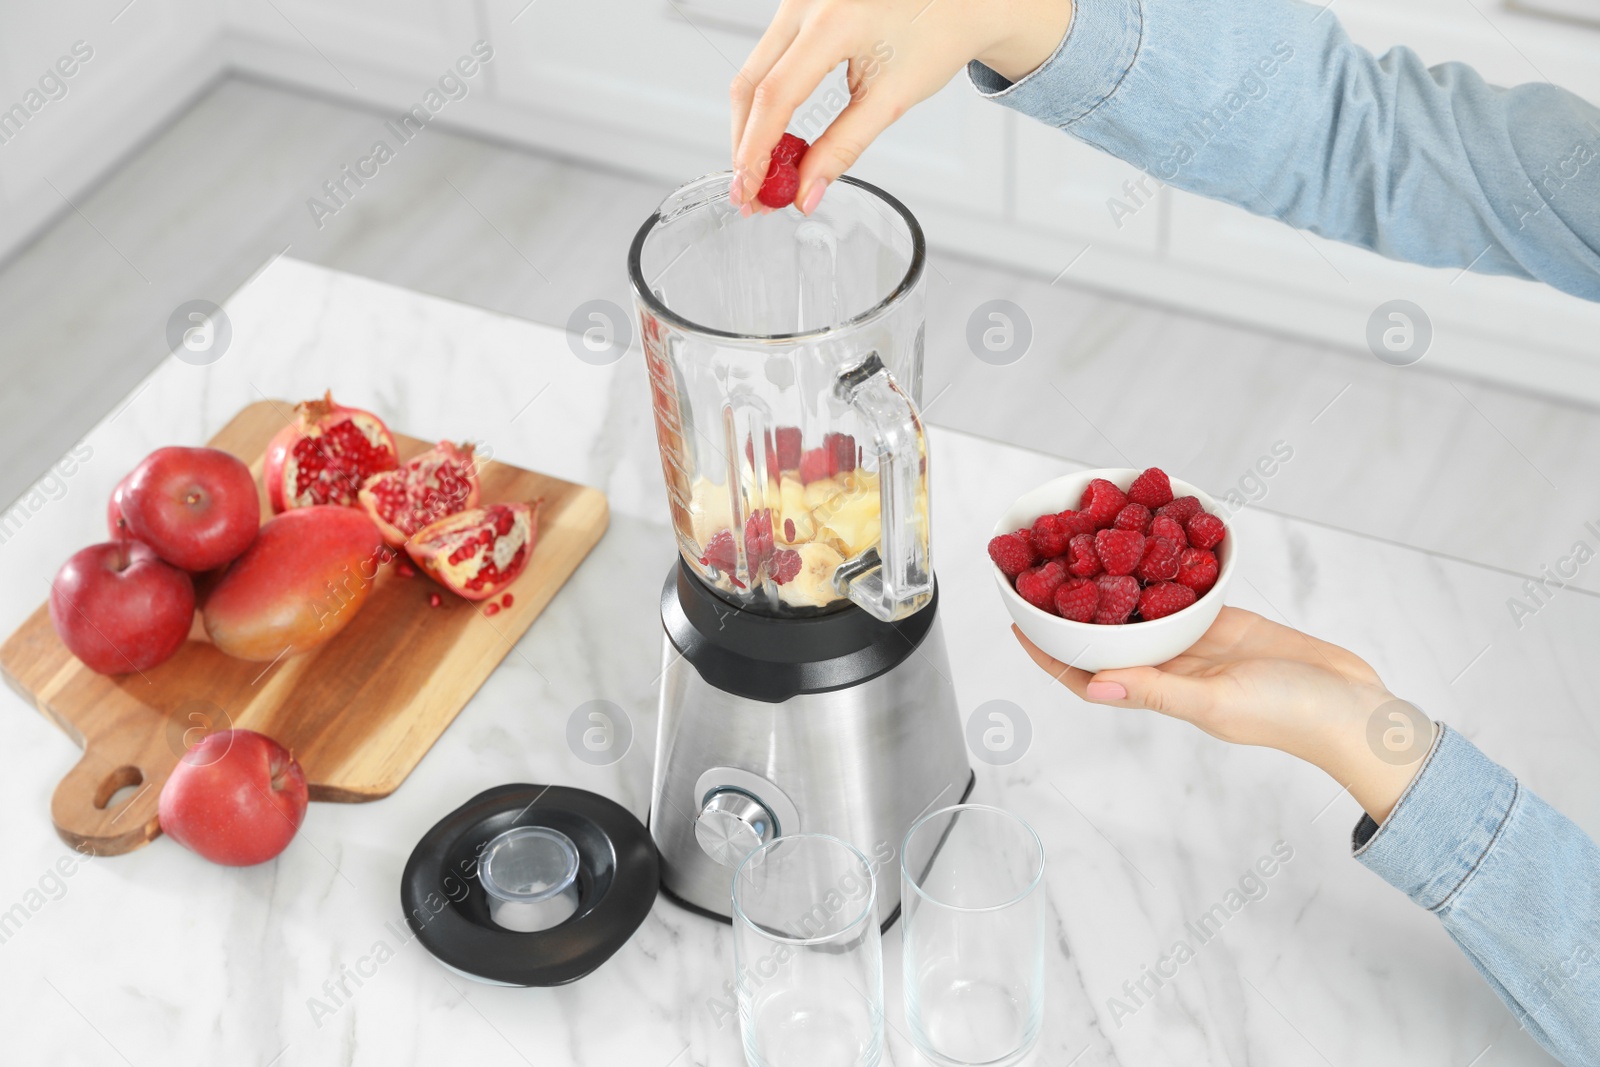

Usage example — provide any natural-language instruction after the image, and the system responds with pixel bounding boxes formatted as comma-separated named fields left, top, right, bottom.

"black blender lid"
left=401, top=783, right=659, bottom=987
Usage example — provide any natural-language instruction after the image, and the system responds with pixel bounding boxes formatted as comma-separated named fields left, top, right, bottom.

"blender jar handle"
left=833, top=352, right=934, bottom=621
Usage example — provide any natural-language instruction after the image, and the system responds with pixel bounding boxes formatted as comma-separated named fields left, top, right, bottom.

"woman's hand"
left=1015, top=607, right=1434, bottom=821
left=729, top=0, right=1074, bottom=213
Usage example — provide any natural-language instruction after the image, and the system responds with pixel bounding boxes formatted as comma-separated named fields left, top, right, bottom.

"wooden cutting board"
left=1, top=400, right=609, bottom=856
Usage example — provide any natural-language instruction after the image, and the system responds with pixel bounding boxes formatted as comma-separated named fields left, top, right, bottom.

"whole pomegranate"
left=407, top=501, right=540, bottom=601
left=263, top=392, right=399, bottom=512
left=203, top=505, right=388, bottom=660
left=121, top=446, right=260, bottom=571
left=159, top=729, right=308, bottom=866
left=358, top=440, right=480, bottom=547
left=49, top=541, right=195, bottom=674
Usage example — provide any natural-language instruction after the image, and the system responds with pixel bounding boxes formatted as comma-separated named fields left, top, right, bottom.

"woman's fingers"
left=1010, top=625, right=1214, bottom=723
left=1082, top=665, right=1216, bottom=723
left=794, top=78, right=907, bottom=213
left=729, top=6, right=806, bottom=194
left=733, top=16, right=857, bottom=207
left=1012, top=626, right=1093, bottom=689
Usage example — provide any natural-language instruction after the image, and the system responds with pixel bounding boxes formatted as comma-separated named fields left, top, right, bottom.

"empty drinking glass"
left=732, top=833, right=884, bottom=1067
left=901, top=805, right=1046, bottom=1066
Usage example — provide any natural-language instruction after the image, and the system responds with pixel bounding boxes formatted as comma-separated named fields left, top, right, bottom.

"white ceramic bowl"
left=993, top=469, right=1237, bottom=672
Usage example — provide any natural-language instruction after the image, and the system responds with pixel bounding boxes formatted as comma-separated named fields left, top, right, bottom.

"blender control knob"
left=694, top=790, right=776, bottom=868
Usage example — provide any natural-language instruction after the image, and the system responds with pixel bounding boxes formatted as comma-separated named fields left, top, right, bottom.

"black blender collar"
left=401, top=783, right=660, bottom=986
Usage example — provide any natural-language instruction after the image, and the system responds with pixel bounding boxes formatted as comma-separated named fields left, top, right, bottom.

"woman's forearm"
left=1353, top=726, right=1600, bottom=1065
left=968, top=0, right=1600, bottom=300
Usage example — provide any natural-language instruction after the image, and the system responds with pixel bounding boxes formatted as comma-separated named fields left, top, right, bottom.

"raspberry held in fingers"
left=771, top=132, right=809, bottom=165
left=756, top=160, right=801, bottom=208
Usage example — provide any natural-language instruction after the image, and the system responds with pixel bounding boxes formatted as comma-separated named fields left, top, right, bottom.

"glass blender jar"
left=630, top=171, right=971, bottom=924
left=629, top=172, right=932, bottom=622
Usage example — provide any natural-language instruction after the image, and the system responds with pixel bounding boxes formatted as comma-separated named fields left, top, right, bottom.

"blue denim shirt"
left=1351, top=725, right=1600, bottom=1064
left=969, top=5, right=1600, bottom=1058
left=967, top=0, right=1600, bottom=300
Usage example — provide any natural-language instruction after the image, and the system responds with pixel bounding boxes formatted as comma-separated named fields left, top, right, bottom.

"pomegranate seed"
left=429, top=593, right=442, bottom=607
left=500, top=593, right=513, bottom=608
left=397, top=561, right=416, bottom=578
left=483, top=602, right=500, bottom=616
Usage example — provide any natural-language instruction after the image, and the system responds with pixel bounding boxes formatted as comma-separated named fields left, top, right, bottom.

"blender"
left=628, top=172, right=973, bottom=924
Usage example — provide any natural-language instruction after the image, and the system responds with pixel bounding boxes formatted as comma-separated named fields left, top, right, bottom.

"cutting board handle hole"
left=94, top=766, right=145, bottom=810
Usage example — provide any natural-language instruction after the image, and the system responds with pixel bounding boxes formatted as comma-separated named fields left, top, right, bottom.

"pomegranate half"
left=357, top=440, right=480, bottom=547
left=263, top=392, right=399, bottom=512
left=406, top=501, right=540, bottom=601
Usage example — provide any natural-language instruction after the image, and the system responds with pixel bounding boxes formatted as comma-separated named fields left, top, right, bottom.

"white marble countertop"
left=1, top=257, right=1593, bottom=1066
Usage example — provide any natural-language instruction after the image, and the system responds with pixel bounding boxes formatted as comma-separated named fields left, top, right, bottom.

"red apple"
left=48, top=541, right=195, bottom=674
left=159, top=730, right=308, bottom=866
left=107, top=471, right=134, bottom=539
left=122, top=446, right=260, bottom=572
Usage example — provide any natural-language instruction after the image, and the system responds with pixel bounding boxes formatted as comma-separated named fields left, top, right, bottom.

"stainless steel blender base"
left=649, top=574, right=973, bottom=923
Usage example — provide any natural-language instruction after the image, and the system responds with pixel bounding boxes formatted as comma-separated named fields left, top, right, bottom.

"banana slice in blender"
left=688, top=476, right=734, bottom=547
left=777, top=476, right=817, bottom=545
left=775, top=542, right=847, bottom=608
left=813, top=478, right=881, bottom=558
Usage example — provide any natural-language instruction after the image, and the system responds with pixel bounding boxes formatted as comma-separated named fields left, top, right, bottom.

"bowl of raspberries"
left=988, top=467, right=1234, bottom=671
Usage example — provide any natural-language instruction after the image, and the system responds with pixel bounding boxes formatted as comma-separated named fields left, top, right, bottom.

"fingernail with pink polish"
left=799, top=179, right=828, bottom=215
left=1085, top=681, right=1127, bottom=701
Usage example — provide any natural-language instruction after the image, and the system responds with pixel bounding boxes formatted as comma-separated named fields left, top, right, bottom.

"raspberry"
left=1056, top=509, right=1097, bottom=538
left=701, top=529, right=738, bottom=572
left=757, top=159, right=801, bottom=208
left=1066, top=533, right=1102, bottom=577
left=1093, top=575, right=1140, bottom=624
left=1114, top=503, right=1152, bottom=532
left=1138, top=581, right=1197, bottom=620
left=1187, top=512, right=1226, bottom=550
left=987, top=532, right=1038, bottom=577
left=824, top=432, right=858, bottom=474
left=771, top=132, right=810, bottom=165
left=1136, top=536, right=1181, bottom=583
left=1177, top=547, right=1219, bottom=594
left=798, top=448, right=830, bottom=484
left=744, top=510, right=774, bottom=568
left=1095, top=528, right=1145, bottom=576
left=775, top=426, right=802, bottom=471
left=1053, top=576, right=1099, bottom=622
left=1127, top=467, right=1174, bottom=508
left=1148, top=514, right=1188, bottom=548
left=1030, top=513, right=1072, bottom=557
left=1158, top=495, right=1204, bottom=527
left=1015, top=560, right=1068, bottom=613
left=1078, top=479, right=1128, bottom=528
left=770, top=548, right=802, bottom=584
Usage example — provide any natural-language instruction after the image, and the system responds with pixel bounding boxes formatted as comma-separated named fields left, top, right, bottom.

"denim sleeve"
left=966, top=0, right=1600, bottom=301
left=1348, top=724, right=1600, bottom=1065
